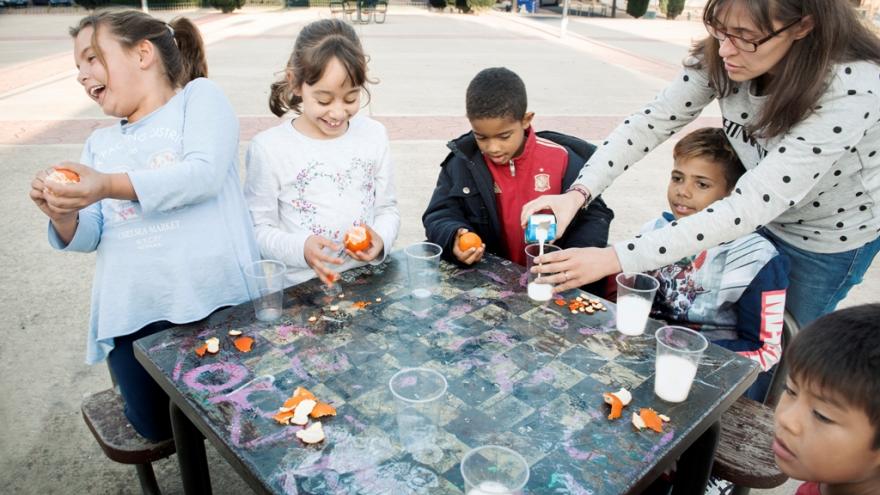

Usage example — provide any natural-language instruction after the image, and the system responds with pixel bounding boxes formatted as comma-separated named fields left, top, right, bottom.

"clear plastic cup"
left=615, top=272, right=659, bottom=336
left=524, top=243, right=561, bottom=302
left=389, top=368, right=447, bottom=461
left=654, top=326, right=709, bottom=402
left=243, top=260, right=286, bottom=322
left=405, top=242, right=442, bottom=299
left=461, top=445, right=529, bottom=495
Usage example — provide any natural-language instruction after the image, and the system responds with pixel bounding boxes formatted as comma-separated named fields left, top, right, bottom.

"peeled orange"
left=458, top=232, right=482, bottom=252
left=344, top=226, right=371, bottom=252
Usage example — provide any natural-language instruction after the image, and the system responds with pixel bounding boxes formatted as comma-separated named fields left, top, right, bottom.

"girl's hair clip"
left=166, top=24, right=175, bottom=37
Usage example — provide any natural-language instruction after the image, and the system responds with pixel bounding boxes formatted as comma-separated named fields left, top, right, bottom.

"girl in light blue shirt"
left=29, top=10, right=258, bottom=441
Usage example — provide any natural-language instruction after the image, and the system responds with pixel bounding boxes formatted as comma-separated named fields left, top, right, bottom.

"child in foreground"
left=773, top=303, right=880, bottom=495
left=642, top=127, right=788, bottom=401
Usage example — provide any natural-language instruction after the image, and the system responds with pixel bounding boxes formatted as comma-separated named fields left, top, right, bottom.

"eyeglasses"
left=705, top=18, right=803, bottom=53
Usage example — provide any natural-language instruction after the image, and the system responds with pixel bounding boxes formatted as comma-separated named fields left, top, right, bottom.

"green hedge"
left=666, top=0, right=685, bottom=19
left=625, top=0, right=649, bottom=19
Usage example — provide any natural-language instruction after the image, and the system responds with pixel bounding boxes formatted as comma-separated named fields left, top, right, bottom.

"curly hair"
left=465, top=67, right=527, bottom=121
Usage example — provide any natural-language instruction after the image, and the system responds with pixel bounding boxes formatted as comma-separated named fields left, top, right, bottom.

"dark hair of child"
left=268, top=19, right=373, bottom=117
left=465, top=67, right=527, bottom=121
left=786, top=303, right=880, bottom=448
left=672, top=127, right=745, bottom=191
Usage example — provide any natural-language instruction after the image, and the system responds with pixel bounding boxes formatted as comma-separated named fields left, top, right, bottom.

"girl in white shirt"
left=245, top=19, right=400, bottom=287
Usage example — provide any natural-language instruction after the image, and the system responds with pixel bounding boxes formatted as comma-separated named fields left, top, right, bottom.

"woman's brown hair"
left=269, top=19, right=373, bottom=117
left=70, top=9, right=207, bottom=88
left=689, top=0, right=880, bottom=138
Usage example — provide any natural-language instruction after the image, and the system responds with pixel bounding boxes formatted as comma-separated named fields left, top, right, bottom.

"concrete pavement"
left=1, top=5, right=875, bottom=494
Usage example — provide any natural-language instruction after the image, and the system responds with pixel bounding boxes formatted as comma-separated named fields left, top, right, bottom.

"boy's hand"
left=42, top=162, right=111, bottom=211
left=346, top=224, right=384, bottom=262
left=30, top=168, right=79, bottom=223
left=520, top=190, right=588, bottom=239
left=304, top=235, right=345, bottom=285
left=452, top=228, right=484, bottom=265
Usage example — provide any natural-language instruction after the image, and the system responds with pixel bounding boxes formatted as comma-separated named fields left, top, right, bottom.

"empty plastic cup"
left=389, top=368, right=446, bottom=461
left=404, top=242, right=442, bottom=298
left=243, top=260, right=285, bottom=322
left=461, top=445, right=529, bottom=495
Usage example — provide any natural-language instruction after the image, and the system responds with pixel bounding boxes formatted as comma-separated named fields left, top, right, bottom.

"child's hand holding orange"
left=304, top=235, right=345, bottom=285
left=344, top=224, right=384, bottom=262
left=453, top=228, right=484, bottom=265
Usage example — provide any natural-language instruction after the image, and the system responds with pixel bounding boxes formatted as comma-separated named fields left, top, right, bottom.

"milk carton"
left=524, top=213, right=557, bottom=244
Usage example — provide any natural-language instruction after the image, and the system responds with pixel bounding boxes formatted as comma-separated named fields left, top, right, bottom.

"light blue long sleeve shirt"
left=49, top=78, right=259, bottom=364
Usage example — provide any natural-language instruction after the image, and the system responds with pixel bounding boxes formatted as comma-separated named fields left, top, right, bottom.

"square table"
left=135, top=251, right=758, bottom=495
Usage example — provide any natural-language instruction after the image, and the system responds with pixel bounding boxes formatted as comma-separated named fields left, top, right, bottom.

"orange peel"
left=233, top=336, right=254, bottom=353
left=636, top=408, right=664, bottom=433
left=194, top=344, right=208, bottom=357
left=291, top=399, right=316, bottom=426
left=603, top=393, right=624, bottom=420
left=46, top=167, right=80, bottom=184
left=296, top=421, right=325, bottom=444
left=310, top=402, right=337, bottom=419
left=343, top=226, right=371, bottom=252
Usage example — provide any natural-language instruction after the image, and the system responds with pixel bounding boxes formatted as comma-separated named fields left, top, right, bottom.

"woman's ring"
left=564, top=271, right=569, bottom=281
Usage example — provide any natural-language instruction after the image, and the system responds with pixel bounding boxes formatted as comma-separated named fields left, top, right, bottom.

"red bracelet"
left=567, top=185, right=591, bottom=208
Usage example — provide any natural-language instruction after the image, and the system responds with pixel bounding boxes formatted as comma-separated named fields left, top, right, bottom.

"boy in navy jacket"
left=422, top=67, right=613, bottom=294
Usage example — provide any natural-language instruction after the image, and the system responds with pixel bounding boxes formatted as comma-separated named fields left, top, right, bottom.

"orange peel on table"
left=281, top=387, right=317, bottom=411
left=194, top=344, right=208, bottom=357
left=233, top=336, right=254, bottom=353
left=602, top=388, right=632, bottom=420
left=291, top=399, right=317, bottom=426
left=296, top=421, right=325, bottom=444
left=310, top=401, right=337, bottom=419
left=273, top=409, right=295, bottom=425
left=632, top=408, right=667, bottom=433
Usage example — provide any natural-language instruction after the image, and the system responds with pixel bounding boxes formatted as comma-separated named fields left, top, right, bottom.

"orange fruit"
left=46, top=167, right=80, bottom=184
left=458, top=232, right=482, bottom=252
left=344, top=226, right=371, bottom=252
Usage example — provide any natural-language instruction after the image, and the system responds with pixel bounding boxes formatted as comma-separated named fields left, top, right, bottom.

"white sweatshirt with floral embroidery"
left=574, top=59, right=880, bottom=273
left=244, top=115, right=400, bottom=286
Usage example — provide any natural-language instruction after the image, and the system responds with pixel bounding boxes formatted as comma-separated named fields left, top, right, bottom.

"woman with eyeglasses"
left=522, top=0, right=880, bottom=327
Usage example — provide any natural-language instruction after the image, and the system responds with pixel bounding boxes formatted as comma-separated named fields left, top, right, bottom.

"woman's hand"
left=532, top=246, right=622, bottom=292
left=42, top=162, right=112, bottom=211
left=346, top=224, right=385, bottom=262
left=304, top=235, right=345, bottom=285
left=520, top=189, right=589, bottom=239
left=452, top=228, right=484, bottom=265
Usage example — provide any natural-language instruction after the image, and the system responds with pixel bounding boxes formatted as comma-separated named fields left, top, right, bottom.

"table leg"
left=672, top=421, right=720, bottom=495
left=170, top=401, right=213, bottom=495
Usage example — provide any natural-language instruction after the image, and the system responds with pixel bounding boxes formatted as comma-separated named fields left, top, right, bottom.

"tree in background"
left=658, top=0, right=668, bottom=14
left=666, top=0, right=685, bottom=19
left=626, top=0, right=649, bottom=18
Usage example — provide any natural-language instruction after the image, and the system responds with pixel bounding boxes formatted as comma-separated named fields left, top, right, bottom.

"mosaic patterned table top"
left=135, top=252, right=758, bottom=495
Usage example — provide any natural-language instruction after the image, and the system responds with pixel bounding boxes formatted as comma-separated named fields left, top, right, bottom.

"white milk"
left=467, top=481, right=515, bottom=495
left=527, top=282, right=553, bottom=301
left=616, top=295, right=653, bottom=335
left=655, top=354, right=699, bottom=402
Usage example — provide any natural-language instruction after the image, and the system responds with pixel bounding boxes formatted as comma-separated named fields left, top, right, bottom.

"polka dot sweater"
left=575, top=59, right=880, bottom=273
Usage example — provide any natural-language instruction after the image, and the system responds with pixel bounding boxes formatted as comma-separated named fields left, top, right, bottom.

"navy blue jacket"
left=422, top=130, right=614, bottom=270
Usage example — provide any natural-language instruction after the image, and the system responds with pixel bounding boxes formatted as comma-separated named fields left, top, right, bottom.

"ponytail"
left=169, top=17, right=208, bottom=85
left=268, top=78, right=302, bottom=118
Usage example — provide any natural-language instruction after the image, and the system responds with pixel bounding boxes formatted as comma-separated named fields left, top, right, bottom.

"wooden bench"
left=711, top=310, right=800, bottom=494
left=713, top=396, right=788, bottom=493
left=81, top=388, right=176, bottom=495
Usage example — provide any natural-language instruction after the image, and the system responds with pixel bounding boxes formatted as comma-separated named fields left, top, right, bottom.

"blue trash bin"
left=518, top=0, right=536, bottom=13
